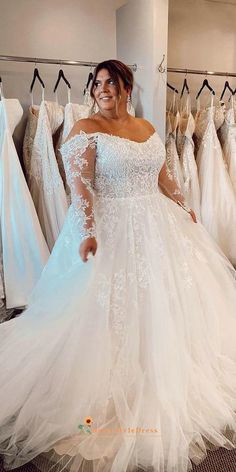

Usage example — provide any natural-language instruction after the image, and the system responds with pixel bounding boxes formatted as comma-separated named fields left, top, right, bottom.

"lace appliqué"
left=94, top=133, right=165, bottom=199
left=159, top=160, right=187, bottom=209
left=29, top=101, right=65, bottom=195
left=60, top=132, right=97, bottom=241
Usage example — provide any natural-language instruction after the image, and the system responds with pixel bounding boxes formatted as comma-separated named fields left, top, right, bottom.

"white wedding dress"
left=28, top=100, right=68, bottom=251
left=23, top=89, right=43, bottom=181
left=177, top=96, right=201, bottom=220
left=195, top=95, right=236, bottom=264
left=0, top=131, right=236, bottom=472
left=55, top=90, right=92, bottom=202
left=166, top=97, right=185, bottom=193
left=218, top=96, right=236, bottom=193
left=0, top=93, right=49, bottom=308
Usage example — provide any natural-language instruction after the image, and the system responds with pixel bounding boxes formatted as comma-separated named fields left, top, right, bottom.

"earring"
left=127, top=94, right=132, bottom=113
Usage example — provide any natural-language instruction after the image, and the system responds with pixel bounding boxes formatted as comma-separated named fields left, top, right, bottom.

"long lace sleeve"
left=60, top=131, right=97, bottom=241
left=158, top=161, right=191, bottom=212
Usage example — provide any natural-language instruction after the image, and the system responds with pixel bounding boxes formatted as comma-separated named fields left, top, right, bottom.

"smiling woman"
left=0, top=59, right=236, bottom=472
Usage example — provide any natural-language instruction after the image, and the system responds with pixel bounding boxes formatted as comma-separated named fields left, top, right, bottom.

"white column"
left=116, top=0, right=169, bottom=141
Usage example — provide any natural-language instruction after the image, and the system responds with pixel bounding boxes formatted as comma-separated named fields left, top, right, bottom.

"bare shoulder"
left=135, top=118, right=156, bottom=134
left=65, top=117, right=102, bottom=143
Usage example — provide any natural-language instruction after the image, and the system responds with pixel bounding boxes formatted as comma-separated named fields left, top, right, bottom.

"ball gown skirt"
left=0, top=132, right=236, bottom=472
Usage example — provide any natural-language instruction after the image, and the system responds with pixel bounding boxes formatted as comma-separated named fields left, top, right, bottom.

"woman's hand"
left=189, top=209, right=197, bottom=223
left=79, top=237, right=97, bottom=262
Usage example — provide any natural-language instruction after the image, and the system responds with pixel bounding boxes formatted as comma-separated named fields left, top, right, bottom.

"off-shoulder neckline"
left=62, top=130, right=157, bottom=146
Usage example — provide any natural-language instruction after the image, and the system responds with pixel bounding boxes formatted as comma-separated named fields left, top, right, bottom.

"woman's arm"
left=158, top=161, right=197, bottom=223
left=60, top=123, right=98, bottom=261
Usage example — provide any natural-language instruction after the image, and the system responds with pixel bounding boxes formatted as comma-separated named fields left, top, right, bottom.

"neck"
left=97, top=105, right=129, bottom=123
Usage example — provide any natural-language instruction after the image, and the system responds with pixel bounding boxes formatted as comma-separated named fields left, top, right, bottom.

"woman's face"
left=92, top=68, right=128, bottom=112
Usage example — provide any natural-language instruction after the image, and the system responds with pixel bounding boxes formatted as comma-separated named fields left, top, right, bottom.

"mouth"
left=100, top=96, right=112, bottom=101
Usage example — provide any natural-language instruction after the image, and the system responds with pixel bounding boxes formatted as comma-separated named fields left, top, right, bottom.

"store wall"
left=117, top=0, right=169, bottom=140
left=167, top=0, right=236, bottom=109
left=0, top=0, right=125, bottom=151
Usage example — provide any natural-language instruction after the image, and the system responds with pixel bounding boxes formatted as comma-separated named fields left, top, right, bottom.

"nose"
left=100, top=82, right=109, bottom=93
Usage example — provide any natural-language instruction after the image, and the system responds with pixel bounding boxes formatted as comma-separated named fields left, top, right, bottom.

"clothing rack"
left=167, top=67, right=236, bottom=78
left=0, top=54, right=137, bottom=71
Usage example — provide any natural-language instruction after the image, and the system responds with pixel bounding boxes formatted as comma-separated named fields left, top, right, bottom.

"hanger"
left=30, top=67, right=45, bottom=93
left=196, top=78, right=215, bottom=99
left=53, top=69, right=71, bottom=93
left=220, top=80, right=234, bottom=101
left=167, top=82, right=178, bottom=94
left=83, top=70, right=94, bottom=95
left=180, top=78, right=190, bottom=98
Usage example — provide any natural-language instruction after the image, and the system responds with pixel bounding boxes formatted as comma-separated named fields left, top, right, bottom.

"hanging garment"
left=0, top=233, right=4, bottom=303
left=23, top=89, right=44, bottom=181
left=60, top=90, right=91, bottom=145
left=218, top=96, right=236, bottom=193
left=177, top=95, right=201, bottom=220
left=194, top=99, right=225, bottom=154
left=1, top=131, right=236, bottom=472
left=166, top=93, right=185, bottom=192
left=0, top=92, right=49, bottom=309
left=54, top=87, right=92, bottom=203
left=28, top=100, right=68, bottom=251
left=195, top=95, right=236, bottom=264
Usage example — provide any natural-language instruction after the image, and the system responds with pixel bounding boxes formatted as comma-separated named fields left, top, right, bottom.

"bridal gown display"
left=23, top=89, right=43, bottom=181
left=0, top=234, right=5, bottom=307
left=166, top=94, right=185, bottom=193
left=218, top=96, right=236, bottom=193
left=0, top=130, right=236, bottom=472
left=54, top=89, right=92, bottom=203
left=0, top=92, right=49, bottom=308
left=177, top=96, right=201, bottom=220
left=28, top=100, right=68, bottom=251
left=195, top=95, right=236, bottom=265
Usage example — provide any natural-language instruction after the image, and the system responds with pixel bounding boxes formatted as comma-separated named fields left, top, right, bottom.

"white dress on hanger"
left=61, top=89, right=91, bottom=144
left=29, top=99, right=68, bottom=251
left=0, top=131, right=236, bottom=472
left=177, top=95, right=201, bottom=220
left=23, top=90, right=42, bottom=180
left=195, top=94, right=236, bottom=264
left=55, top=87, right=92, bottom=203
left=218, top=96, right=236, bottom=193
left=0, top=230, right=5, bottom=305
left=166, top=93, right=185, bottom=192
left=0, top=90, right=49, bottom=308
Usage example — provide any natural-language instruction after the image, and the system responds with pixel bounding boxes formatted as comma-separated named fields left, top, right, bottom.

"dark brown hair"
left=90, top=59, right=134, bottom=98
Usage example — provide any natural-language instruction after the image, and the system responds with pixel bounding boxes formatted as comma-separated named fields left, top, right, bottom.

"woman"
left=0, top=59, right=236, bottom=472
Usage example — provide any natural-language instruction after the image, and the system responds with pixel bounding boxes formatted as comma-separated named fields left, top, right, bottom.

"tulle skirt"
left=0, top=190, right=236, bottom=472
left=196, top=127, right=236, bottom=265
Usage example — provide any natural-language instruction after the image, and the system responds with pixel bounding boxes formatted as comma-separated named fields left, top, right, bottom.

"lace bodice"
left=195, top=103, right=225, bottom=140
left=23, top=106, right=39, bottom=177
left=166, top=111, right=179, bottom=139
left=61, top=131, right=166, bottom=200
left=29, top=101, right=64, bottom=189
left=176, top=112, right=195, bottom=155
left=60, top=131, right=188, bottom=241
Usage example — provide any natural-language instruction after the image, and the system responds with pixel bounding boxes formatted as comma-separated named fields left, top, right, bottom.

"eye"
left=108, top=79, right=116, bottom=85
left=94, top=81, right=100, bottom=88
